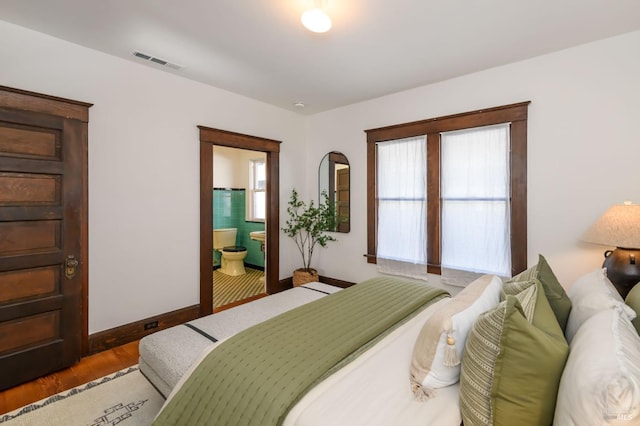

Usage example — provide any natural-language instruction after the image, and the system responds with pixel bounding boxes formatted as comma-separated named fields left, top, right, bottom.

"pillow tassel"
left=443, top=334, right=460, bottom=367
left=411, top=381, right=436, bottom=402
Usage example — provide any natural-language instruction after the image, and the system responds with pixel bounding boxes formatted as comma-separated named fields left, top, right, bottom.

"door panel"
left=0, top=125, right=60, bottom=159
left=0, top=311, right=60, bottom=354
left=0, top=220, right=60, bottom=254
left=0, top=172, right=60, bottom=204
left=0, top=89, right=89, bottom=390
left=0, top=266, right=59, bottom=302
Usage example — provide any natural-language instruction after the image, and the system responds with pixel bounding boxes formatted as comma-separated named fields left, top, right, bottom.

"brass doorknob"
left=65, top=255, right=79, bottom=279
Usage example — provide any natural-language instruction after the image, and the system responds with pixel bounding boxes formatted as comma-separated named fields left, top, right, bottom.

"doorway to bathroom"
left=212, top=146, right=267, bottom=308
left=199, top=126, right=281, bottom=316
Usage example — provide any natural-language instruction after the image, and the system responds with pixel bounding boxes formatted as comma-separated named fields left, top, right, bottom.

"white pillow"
left=565, top=268, right=635, bottom=343
left=554, top=308, right=640, bottom=425
left=409, top=274, right=502, bottom=399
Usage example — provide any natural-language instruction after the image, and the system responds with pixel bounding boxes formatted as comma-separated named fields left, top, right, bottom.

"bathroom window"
left=249, top=159, right=266, bottom=221
left=366, top=102, right=529, bottom=279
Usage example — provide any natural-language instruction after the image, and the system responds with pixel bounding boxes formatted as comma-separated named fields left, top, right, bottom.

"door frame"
left=198, top=126, right=281, bottom=316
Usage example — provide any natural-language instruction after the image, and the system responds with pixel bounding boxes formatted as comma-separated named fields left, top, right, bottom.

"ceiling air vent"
left=133, top=51, right=183, bottom=70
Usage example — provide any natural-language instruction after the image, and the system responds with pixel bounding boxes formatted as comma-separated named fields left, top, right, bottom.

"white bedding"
left=284, top=297, right=461, bottom=426
left=158, top=291, right=461, bottom=425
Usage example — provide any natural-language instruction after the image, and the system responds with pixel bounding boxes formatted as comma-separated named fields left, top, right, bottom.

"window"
left=249, top=159, right=266, bottom=221
left=440, top=124, right=511, bottom=276
left=376, top=136, right=428, bottom=279
left=366, top=102, right=529, bottom=278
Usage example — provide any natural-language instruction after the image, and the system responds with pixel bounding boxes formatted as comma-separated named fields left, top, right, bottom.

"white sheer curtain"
left=376, top=136, right=428, bottom=280
left=440, top=124, right=511, bottom=279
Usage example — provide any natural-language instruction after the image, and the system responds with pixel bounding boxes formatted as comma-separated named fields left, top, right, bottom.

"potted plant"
left=282, top=188, right=337, bottom=286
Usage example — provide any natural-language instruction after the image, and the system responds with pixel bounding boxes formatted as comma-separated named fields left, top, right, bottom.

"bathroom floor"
left=213, top=267, right=266, bottom=308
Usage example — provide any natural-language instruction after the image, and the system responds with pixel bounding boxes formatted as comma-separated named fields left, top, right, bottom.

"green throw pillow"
left=460, top=279, right=569, bottom=426
left=625, top=283, right=640, bottom=335
left=506, top=254, right=572, bottom=331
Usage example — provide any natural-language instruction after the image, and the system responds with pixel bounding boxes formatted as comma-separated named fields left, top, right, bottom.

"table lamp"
left=583, top=201, right=640, bottom=298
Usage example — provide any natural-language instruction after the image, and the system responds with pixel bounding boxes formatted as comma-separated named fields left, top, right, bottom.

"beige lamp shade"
left=583, top=202, right=640, bottom=249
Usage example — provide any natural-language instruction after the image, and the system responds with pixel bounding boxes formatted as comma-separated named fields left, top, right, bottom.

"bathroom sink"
left=250, top=230, right=265, bottom=242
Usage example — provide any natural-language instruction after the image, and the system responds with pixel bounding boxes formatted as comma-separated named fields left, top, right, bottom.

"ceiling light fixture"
left=301, top=1, right=332, bottom=33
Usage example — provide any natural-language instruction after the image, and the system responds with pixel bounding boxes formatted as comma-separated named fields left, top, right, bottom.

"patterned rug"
left=213, top=267, right=265, bottom=308
left=0, top=366, right=164, bottom=425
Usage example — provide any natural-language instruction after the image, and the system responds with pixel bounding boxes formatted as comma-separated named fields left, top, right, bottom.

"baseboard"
left=87, top=304, right=200, bottom=355
left=88, top=275, right=355, bottom=354
left=275, top=275, right=355, bottom=293
left=319, top=275, right=356, bottom=288
left=213, top=263, right=264, bottom=271
left=274, top=277, right=293, bottom=293
left=244, top=263, right=264, bottom=271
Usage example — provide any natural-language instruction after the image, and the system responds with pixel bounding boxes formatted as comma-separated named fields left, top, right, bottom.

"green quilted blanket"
left=153, top=277, right=448, bottom=426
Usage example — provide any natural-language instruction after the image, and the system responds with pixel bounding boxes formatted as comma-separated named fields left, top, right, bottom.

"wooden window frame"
left=365, top=102, right=530, bottom=277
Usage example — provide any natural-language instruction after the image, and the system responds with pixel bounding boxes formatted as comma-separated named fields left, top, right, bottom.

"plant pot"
left=293, top=268, right=319, bottom=287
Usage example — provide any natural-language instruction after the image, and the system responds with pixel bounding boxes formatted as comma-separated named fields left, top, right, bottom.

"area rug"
left=0, top=366, right=164, bottom=425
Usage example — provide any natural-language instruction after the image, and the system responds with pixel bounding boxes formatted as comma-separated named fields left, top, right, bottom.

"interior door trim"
left=198, top=126, right=281, bottom=316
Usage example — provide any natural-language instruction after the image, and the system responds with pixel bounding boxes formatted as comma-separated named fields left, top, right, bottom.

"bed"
left=142, top=260, right=640, bottom=426
left=281, top=296, right=460, bottom=426
left=151, top=276, right=452, bottom=425
left=139, top=282, right=342, bottom=397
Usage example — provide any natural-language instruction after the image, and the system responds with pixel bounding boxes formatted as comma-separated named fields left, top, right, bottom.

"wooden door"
left=0, top=87, right=91, bottom=390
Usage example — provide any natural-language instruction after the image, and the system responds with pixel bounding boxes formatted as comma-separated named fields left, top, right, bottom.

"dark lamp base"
left=603, top=247, right=640, bottom=298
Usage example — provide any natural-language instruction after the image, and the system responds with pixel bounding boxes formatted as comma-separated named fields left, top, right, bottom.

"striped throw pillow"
left=459, top=279, right=569, bottom=426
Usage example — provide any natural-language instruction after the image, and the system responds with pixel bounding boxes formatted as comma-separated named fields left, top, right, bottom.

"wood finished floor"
left=0, top=294, right=269, bottom=415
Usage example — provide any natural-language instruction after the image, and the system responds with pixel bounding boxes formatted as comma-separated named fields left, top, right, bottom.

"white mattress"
left=284, top=297, right=461, bottom=426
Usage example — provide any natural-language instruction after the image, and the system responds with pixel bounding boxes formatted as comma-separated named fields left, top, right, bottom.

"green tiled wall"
left=213, top=189, right=265, bottom=268
left=241, top=221, right=266, bottom=267
left=213, top=189, right=244, bottom=229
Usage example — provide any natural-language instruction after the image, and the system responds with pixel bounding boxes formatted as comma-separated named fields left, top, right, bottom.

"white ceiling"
left=2, top=0, right=640, bottom=115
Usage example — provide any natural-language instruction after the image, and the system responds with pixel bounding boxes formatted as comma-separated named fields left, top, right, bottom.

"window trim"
left=365, top=102, right=530, bottom=277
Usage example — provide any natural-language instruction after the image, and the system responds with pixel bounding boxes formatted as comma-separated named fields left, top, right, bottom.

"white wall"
left=0, top=20, right=307, bottom=333
left=212, top=146, right=239, bottom=189
left=213, top=146, right=265, bottom=189
left=2, top=18, right=639, bottom=334
left=305, top=30, right=640, bottom=290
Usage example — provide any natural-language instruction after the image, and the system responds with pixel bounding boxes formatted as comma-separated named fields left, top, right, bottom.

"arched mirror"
left=319, top=151, right=350, bottom=233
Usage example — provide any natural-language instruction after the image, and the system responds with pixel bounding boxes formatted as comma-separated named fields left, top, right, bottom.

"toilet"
left=213, top=228, right=247, bottom=276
